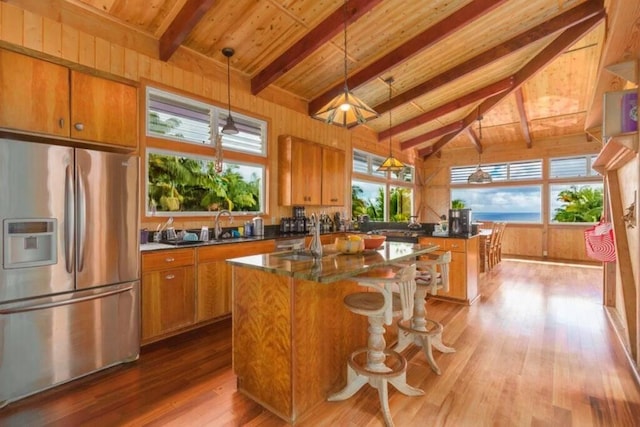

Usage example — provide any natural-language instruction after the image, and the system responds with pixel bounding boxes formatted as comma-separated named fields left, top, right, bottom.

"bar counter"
left=227, top=242, right=438, bottom=423
left=226, top=241, right=439, bottom=283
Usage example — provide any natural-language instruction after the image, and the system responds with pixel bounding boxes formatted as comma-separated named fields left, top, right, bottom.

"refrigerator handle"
left=0, top=284, right=134, bottom=315
left=77, top=164, right=87, bottom=272
left=64, top=164, right=75, bottom=274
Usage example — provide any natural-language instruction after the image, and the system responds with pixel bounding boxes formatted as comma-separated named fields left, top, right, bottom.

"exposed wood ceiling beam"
left=308, top=0, right=506, bottom=115
left=466, top=128, right=483, bottom=153
left=251, top=0, right=383, bottom=95
left=374, top=0, right=604, bottom=115
left=159, top=0, right=217, bottom=61
left=514, top=88, right=533, bottom=148
left=418, top=10, right=605, bottom=158
left=400, top=121, right=464, bottom=151
left=378, top=77, right=514, bottom=141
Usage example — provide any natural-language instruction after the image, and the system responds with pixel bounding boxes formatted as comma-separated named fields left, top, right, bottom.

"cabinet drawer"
left=142, top=249, right=195, bottom=271
left=444, top=238, right=466, bottom=253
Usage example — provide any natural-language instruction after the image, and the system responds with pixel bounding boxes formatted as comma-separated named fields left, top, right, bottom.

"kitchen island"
left=227, top=242, right=438, bottom=423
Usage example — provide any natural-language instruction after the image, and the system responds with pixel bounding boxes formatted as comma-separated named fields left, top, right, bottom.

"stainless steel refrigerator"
left=0, top=138, right=140, bottom=408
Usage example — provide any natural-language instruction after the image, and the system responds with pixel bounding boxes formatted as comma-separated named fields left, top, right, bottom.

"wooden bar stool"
left=328, top=264, right=423, bottom=427
left=395, top=251, right=455, bottom=375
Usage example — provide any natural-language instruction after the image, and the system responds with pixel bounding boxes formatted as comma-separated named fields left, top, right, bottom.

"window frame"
left=143, top=85, right=269, bottom=219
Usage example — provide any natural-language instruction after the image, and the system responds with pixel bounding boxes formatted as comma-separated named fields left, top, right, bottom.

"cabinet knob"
left=58, top=118, right=65, bottom=128
left=165, top=274, right=175, bottom=280
left=165, top=257, right=175, bottom=262
left=74, top=123, right=84, bottom=131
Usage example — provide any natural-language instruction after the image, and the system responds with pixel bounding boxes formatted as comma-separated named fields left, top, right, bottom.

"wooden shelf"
left=593, top=133, right=638, bottom=174
left=605, top=60, right=638, bottom=85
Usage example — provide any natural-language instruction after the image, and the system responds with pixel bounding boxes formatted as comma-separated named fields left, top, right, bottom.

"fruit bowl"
left=335, top=235, right=365, bottom=254
left=362, top=234, right=386, bottom=250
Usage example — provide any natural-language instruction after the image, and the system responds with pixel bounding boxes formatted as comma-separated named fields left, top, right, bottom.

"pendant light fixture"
left=377, top=77, right=405, bottom=172
left=311, top=0, right=377, bottom=127
left=467, top=115, right=493, bottom=184
left=221, top=47, right=239, bottom=135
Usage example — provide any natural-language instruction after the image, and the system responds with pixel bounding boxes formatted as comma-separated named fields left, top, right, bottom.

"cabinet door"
left=196, top=260, right=230, bottom=322
left=70, top=71, right=138, bottom=148
left=0, top=50, right=70, bottom=136
left=291, top=140, right=322, bottom=205
left=197, top=240, right=275, bottom=322
left=321, top=148, right=345, bottom=205
left=437, top=251, right=466, bottom=300
left=141, top=266, right=195, bottom=342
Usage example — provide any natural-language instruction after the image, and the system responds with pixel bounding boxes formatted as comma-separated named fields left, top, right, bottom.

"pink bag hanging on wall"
left=584, top=222, right=616, bottom=262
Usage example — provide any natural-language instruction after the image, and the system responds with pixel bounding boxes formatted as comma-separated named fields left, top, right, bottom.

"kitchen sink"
left=159, top=239, right=205, bottom=246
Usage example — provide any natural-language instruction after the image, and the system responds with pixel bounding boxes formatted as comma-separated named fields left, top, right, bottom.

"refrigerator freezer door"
left=0, top=281, right=140, bottom=408
left=75, top=149, right=139, bottom=289
left=0, top=139, right=75, bottom=302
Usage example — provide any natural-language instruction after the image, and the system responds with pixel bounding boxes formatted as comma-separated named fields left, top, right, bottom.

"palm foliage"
left=553, top=186, right=602, bottom=222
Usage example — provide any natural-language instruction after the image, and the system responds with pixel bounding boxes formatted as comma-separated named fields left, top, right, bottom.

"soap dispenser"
left=309, top=213, right=323, bottom=258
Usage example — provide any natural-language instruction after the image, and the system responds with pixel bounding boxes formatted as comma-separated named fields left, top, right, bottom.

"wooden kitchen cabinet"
left=278, top=135, right=346, bottom=206
left=0, top=49, right=138, bottom=149
left=70, top=71, right=138, bottom=148
left=321, top=147, right=346, bottom=205
left=0, top=49, right=70, bottom=137
left=419, top=236, right=479, bottom=304
left=196, top=239, right=276, bottom=323
left=141, top=248, right=196, bottom=344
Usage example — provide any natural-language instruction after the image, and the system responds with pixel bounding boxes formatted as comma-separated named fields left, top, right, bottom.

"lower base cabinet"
left=141, top=240, right=276, bottom=344
left=418, top=236, right=479, bottom=304
left=196, top=240, right=275, bottom=322
left=141, top=249, right=196, bottom=343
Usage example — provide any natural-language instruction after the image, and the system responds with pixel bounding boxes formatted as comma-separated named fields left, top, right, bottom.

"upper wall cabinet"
left=278, top=135, right=345, bottom=206
left=0, top=49, right=138, bottom=149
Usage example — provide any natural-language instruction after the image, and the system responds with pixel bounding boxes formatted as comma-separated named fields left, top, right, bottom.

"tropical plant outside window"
left=147, top=151, right=262, bottom=213
left=145, top=87, right=267, bottom=216
left=550, top=184, right=603, bottom=222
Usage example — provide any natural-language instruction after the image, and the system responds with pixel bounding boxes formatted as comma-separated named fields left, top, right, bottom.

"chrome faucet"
left=214, top=209, right=232, bottom=239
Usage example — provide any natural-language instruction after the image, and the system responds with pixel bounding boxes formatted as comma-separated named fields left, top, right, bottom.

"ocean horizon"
left=472, top=212, right=540, bottom=222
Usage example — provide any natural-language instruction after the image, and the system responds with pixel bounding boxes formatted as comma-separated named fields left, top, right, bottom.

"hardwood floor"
left=1, top=259, right=640, bottom=426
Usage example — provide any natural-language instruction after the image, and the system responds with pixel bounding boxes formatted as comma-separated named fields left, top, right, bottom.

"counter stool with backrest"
left=395, top=251, right=455, bottom=375
left=328, top=264, right=423, bottom=427
left=495, top=222, right=507, bottom=264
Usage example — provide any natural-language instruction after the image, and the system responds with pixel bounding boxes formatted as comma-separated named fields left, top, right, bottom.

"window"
left=147, top=150, right=264, bottom=215
left=549, top=155, right=599, bottom=178
left=549, top=155, right=602, bottom=223
left=351, top=150, right=414, bottom=221
left=352, top=180, right=386, bottom=221
left=145, top=87, right=268, bottom=217
left=451, top=186, right=542, bottom=223
left=146, top=87, right=267, bottom=156
left=549, top=183, right=603, bottom=223
left=450, top=159, right=542, bottom=184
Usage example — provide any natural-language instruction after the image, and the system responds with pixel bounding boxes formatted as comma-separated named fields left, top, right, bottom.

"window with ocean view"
left=451, top=186, right=542, bottom=223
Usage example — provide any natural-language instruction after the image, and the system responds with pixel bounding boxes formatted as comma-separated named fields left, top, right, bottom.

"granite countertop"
left=226, top=241, right=439, bottom=283
left=140, top=236, right=266, bottom=252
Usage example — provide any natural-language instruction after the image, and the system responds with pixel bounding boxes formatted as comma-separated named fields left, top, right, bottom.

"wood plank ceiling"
left=61, top=0, right=606, bottom=158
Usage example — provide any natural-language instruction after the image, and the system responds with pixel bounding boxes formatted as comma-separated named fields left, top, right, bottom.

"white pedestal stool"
left=328, top=264, right=423, bottom=427
left=395, top=251, right=455, bottom=375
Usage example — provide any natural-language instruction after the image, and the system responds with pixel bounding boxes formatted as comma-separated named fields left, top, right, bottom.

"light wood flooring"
left=1, top=259, right=640, bottom=426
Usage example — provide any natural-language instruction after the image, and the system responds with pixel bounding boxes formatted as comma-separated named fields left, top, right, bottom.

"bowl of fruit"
left=335, top=235, right=365, bottom=254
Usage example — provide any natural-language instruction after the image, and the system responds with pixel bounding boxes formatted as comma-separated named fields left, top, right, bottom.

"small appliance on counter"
left=449, top=208, right=473, bottom=236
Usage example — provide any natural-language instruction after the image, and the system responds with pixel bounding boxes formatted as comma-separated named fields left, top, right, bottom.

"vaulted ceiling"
left=25, top=0, right=610, bottom=158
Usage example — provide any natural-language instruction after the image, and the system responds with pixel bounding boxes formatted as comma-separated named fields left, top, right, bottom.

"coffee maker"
left=449, top=208, right=473, bottom=236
